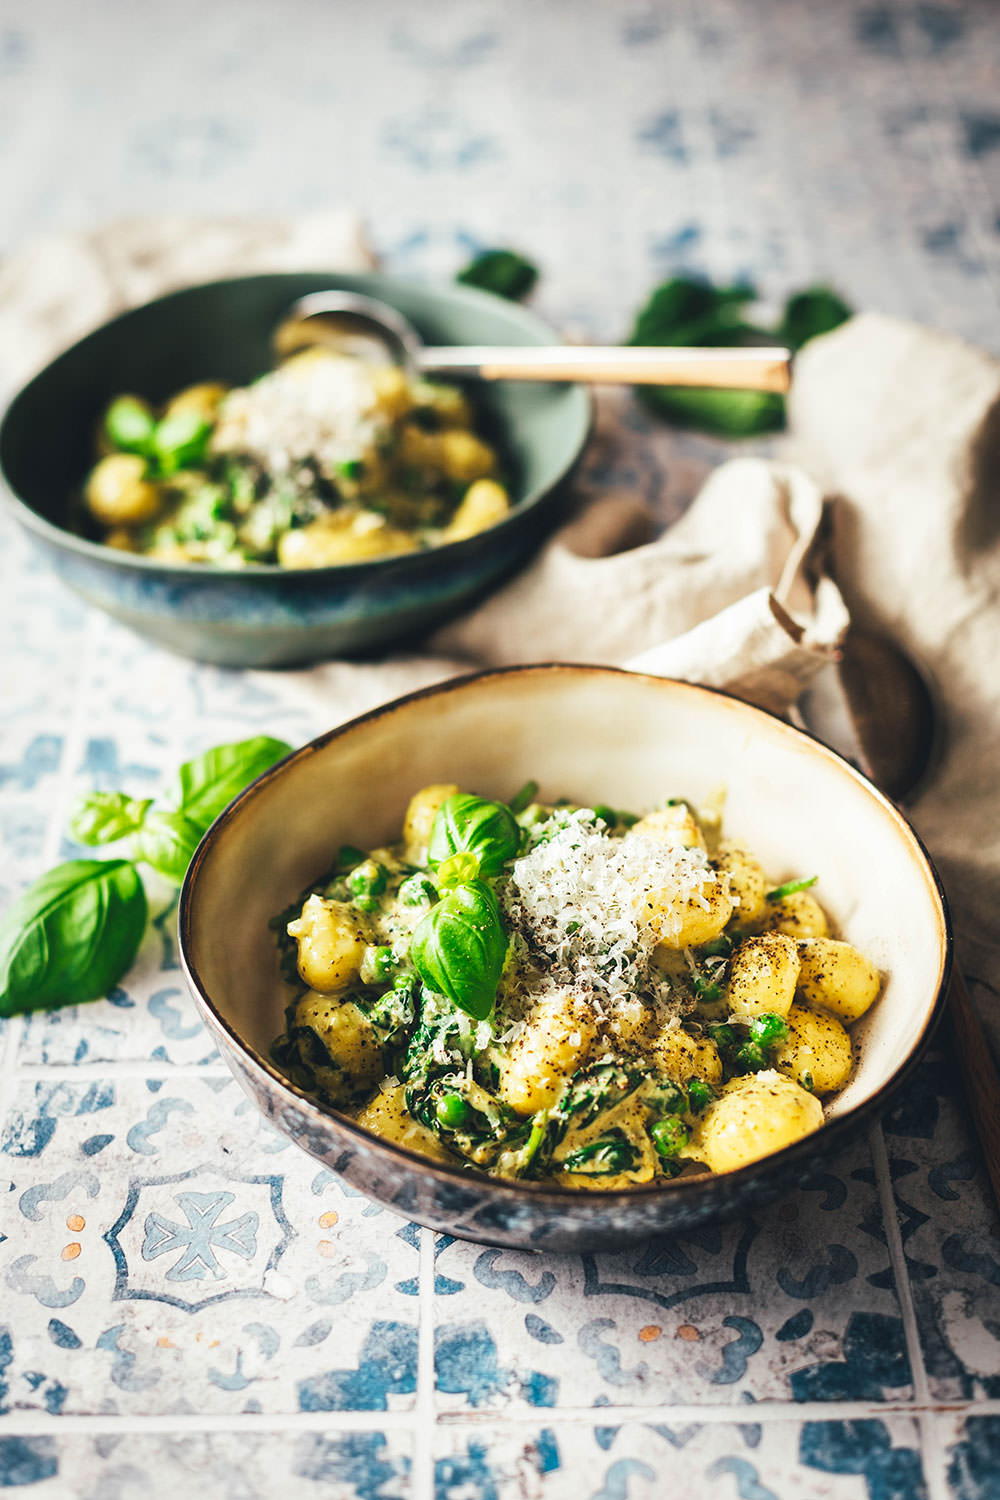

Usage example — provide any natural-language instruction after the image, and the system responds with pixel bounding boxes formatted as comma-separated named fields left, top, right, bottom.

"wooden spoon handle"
left=947, top=970, right=1000, bottom=1214
left=418, top=345, right=792, bottom=391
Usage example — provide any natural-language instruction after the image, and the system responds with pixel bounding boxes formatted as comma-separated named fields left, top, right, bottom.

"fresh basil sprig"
left=0, top=734, right=292, bottom=1017
left=409, top=880, right=507, bottom=1021
left=428, top=794, right=520, bottom=879
left=0, top=860, right=147, bottom=1016
left=71, top=734, right=291, bottom=882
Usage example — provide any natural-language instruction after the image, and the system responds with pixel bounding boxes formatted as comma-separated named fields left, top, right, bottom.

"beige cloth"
left=2, top=218, right=998, bottom=1036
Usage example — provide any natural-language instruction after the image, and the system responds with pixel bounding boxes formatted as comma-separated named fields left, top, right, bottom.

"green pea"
left=336, top=458, right=365, bottom=480
left=104, top=396, right=155, bottom=454
left=693, top=974, right=723, bottom=1002
left=650, top=1080, right=685, bottom=1114
left=734, top=1039, right=769, bottom=1073
left=361, top=945, right=398, bottom=985
left=151, top=410, right=213, bottom=475
left=701, top=935, right=733, bottom=958
left=707, top=1023, right=735, bottom=1052
left=435, top=1093, right=469, bottom=1129
left=687, top=1079, right=715, bottom=1113
left=399, top=874, right=438, bottom=906
left=348, top=860, right=387, bottom=898
left=353, top=895, right=380, bottom=914
left=651, top=1117, right=689, bottom=1158
left=749, top=1012, right=789, bottom=1049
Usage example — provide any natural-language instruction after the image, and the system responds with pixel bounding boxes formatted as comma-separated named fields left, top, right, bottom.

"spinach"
left=428, top=794, right=520, bottom=878
left=0, top=859, right=147, bottom=1017
left=409, top=880, right=507, bottom=1021
left=561, top=1130, right=639, bottom=1176
left=363, top=975, right=419, bottom=1046
left=553, top=1061, right=640, bottom=1138
left=457, top=249, right=538, bottom=301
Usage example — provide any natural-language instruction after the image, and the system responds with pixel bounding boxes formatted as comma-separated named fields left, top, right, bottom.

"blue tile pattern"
left=2, top=2, right=1000, bottom=1496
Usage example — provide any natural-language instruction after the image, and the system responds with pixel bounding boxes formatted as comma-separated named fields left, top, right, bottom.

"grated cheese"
left=498, top=811, right=721, bottom=1025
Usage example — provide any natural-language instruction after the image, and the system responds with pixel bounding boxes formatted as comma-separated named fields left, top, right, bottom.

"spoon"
left=274, top=290, right=792, bottom=392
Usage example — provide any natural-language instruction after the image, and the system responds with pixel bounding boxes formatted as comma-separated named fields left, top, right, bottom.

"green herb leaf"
left=132, top=809, right=205, bottom=884
left=103, top=396, right=155, bottom=455
left=0, top=859, right=147, bottom=1017
left=409, top=879, right=507, bottom=1020
left=428, top=794, right=520, bottom=878
left=69, top=791, right=153, bottom=847
left=765, top=875, right=818, bottom=903
left=151, top=410, right=213, bottom=475
left=163, top=736, right=292, bottom=831
left=562, top=1130, right=639, bottom=1176
left=457, top=249, right=539, bottom=301
left=777, top=287, right=851, bottom=350
left=508, top=780, right=539, bottom=816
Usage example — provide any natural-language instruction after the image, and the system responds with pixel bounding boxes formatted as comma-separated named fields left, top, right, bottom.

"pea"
left=151, top=410, right=213, bottom=475
left=400, top=874, right=438, bottom=906
left=701, top=935, right=733, bottom=958
left=693, top=974, right=723, bottom=1002
left=348, top=860, right=388, bottom=898
left=651, top=1080, right=685, bottom=1114
left=734, top=1040, right=769, bottom=1073
left=687, top=1079, right=715, bottom=1113
left=361, top=945, right=398, bottom=985
left=336, top=458, right=365, bottom=480
left=435, top=1093, right=469, bottom=1129
left=749, top=1012, right=789, bottom=1049
left=353, top=895, right=380, bottom=914
left=103, top=396, right=155, bottom=454
left=651, top=1116, right=689, bottom=1158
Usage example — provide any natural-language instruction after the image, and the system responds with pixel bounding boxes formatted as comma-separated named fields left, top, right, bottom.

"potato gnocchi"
left=80, top=348, right=509, bottom=566
left=270, top=784, right=882, bottom=1187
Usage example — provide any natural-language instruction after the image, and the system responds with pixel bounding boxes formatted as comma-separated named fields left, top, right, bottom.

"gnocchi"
left=270, top=783, right=883, bottom=1189
left=81, top=347, right=510, bottom=565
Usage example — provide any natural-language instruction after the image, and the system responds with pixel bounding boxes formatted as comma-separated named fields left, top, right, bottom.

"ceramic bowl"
left=0, top=273, right=590, bottom=668
left=178, top=666, right=951, bottom=1251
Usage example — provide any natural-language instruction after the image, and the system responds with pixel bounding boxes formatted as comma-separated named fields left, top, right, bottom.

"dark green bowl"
left=0, top=273, right=591, bottom=667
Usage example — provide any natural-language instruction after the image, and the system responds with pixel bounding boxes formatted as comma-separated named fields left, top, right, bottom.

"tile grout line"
left=1, top=1397, right=999, bottom=1437
left=411, top=1226, right=437, bottom=1500
left=870, top=1120, right=950, bottom=1500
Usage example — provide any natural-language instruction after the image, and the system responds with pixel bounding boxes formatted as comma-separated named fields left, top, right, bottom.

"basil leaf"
left=457, top=249, right=538, bottom=301
left=132, top=810, right=204, bottom=884
left=428, top=794, right=520, bottom=879
left=163, top=735, right=292, bottom=831
left=409, top=880, right=507, bottom=1021
left=69, top=791, right=152, bottom=847
left=0, top=859, right=147, bottom=1016
left=777, top=287, right=850, bottom=350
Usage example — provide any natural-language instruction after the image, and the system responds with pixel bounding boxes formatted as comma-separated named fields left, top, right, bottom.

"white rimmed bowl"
left=178, top=666, right=951, bottom=1250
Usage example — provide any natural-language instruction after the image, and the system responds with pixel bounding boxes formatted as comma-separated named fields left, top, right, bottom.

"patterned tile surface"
left=2, top=2, right=1000, bottom=1497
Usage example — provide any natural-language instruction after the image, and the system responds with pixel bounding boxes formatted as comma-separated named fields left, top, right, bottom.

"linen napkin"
left=2, top=217, right=998, bottom=1041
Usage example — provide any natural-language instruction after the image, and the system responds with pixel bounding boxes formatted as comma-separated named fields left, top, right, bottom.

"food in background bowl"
left=270, top=781, right=882, bottom=1188
left=83, top=349, right=509, bottom=567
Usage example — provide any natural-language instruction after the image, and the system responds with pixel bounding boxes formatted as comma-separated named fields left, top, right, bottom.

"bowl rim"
left=178, top=663, right=953, bottom=1205
left=0, top=270, right=593, bottom=578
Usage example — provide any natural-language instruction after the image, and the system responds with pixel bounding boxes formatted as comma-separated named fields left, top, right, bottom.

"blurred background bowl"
left=178, top=665, right=951, bottom=1251
left=0, top=272, right=591, bottom=667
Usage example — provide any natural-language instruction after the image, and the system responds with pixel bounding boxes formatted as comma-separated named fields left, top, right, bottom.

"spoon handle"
left=417, top=345, right=792, bottom=391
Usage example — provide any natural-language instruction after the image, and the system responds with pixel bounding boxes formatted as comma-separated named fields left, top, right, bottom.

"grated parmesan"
left=497, top=812, right=723, bottom=1036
